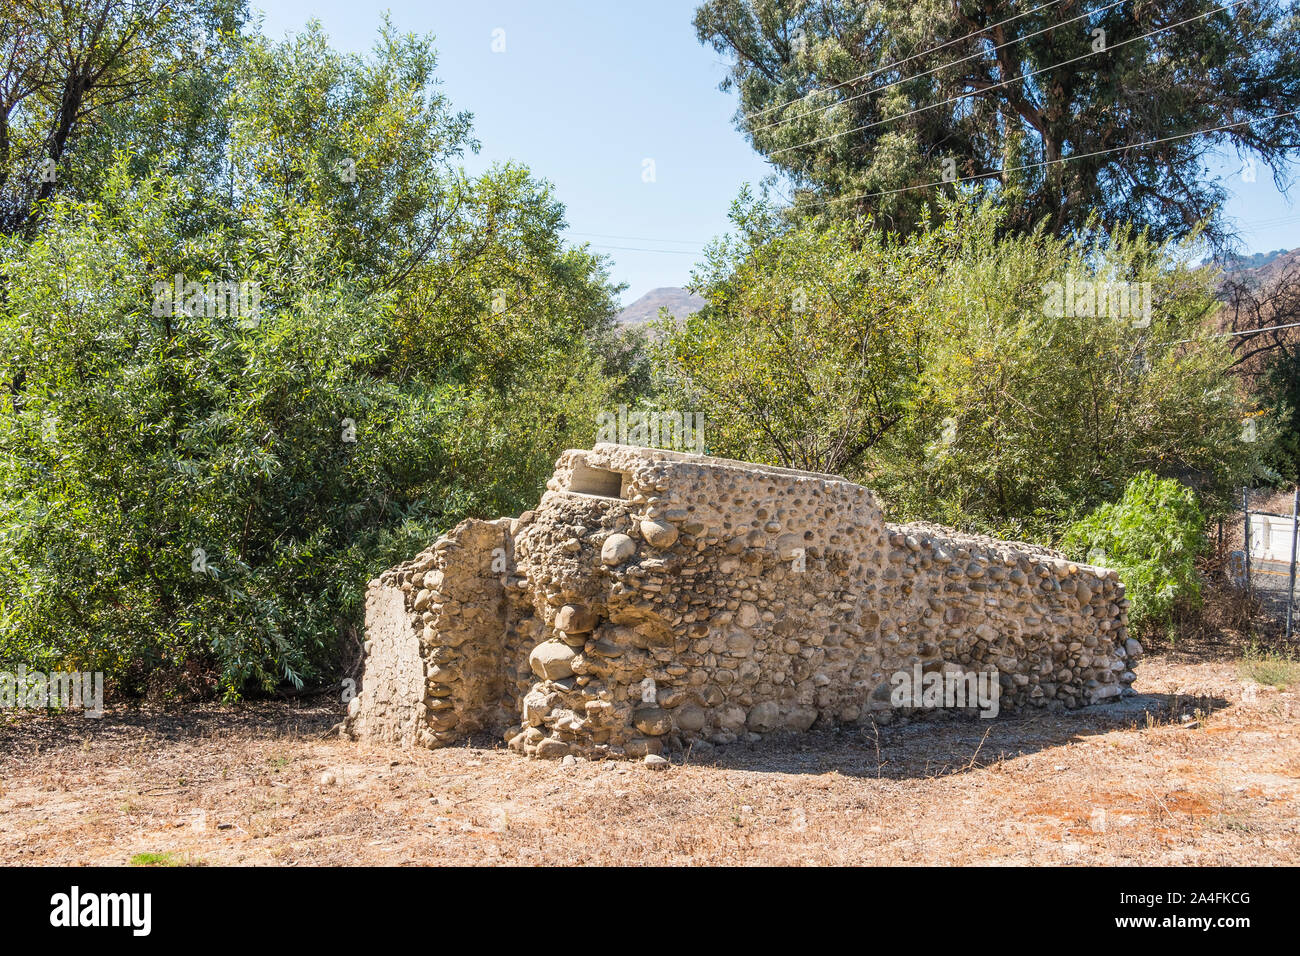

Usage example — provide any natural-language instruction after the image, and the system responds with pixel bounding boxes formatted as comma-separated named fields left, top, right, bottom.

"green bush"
left=661, top=194, right=1256, bottom=542
left=870, top=208, right=1254, bottom=539
left=1062, top=472, right=1207, bottom=632
left=0, top=24, right=628, bottom=698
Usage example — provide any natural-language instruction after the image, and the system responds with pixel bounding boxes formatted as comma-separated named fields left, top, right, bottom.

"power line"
left=744, top=0, right=1068, bottom=123
left=589, top=244, right=703, bottom=255
left=797, top=106, right=1300, bottom=209
left=772, top=0, right=1250, bottom=158
left=753, top=0, right=1128, bottom=135
left=1229, top=211, right=1299, bottom=227
left=577, top=212, right=1295, bottom=256
left=1160, top=320, right=1300, bottom=347
left=569, top=231, right=706, bottom=246
left=570, top=201, right=1297, bottom=257
left=1217, top=320, right=1300, bottom=338
left=574, top=182, right=1296, bottom=264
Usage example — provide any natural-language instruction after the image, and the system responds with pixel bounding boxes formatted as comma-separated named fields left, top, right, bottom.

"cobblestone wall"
left=344, top=444, right=1139, bottom=758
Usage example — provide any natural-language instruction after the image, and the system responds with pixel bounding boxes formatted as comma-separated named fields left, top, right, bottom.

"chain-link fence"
left=1223, top=487, right=1300, bottom=638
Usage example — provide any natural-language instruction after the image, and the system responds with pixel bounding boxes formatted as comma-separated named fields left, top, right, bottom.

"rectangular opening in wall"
left=568, top=461, right=626, bottom=498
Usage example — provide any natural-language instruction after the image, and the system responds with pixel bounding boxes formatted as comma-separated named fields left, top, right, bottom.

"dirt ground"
left=1, top=651, right=1296, bottom=866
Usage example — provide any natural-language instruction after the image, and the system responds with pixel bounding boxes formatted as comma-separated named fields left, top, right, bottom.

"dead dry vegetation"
left=0, top=651, right=1296, bottom=866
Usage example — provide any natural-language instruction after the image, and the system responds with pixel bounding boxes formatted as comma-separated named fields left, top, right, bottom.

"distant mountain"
left=1225, top=247, right=1300, bottom=290
left=1208, top=247, right=1300, bottom=291
left=615, top=287, right=707, bottom=326
left=1219, top=247, right=1293, bottom=273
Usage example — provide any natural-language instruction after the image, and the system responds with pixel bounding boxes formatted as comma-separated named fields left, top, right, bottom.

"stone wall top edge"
left=580, top=443, right=859, bottom=486
left=376, top=515, right=514, bottom=582
left=887, top=519, right=1113, bottom=577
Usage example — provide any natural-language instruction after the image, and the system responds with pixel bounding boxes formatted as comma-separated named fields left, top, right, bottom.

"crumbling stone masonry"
left=343, top=444, right=1141, bottom=758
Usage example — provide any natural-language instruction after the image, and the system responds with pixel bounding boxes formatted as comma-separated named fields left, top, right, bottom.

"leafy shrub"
left=0, top=25, right=627, bottom=698
left=1063, top=472, right=1207, bottom=632
left=662, top=195, right=1255, bottom=541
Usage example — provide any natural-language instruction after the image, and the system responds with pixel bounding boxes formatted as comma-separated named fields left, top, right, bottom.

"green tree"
left=694, top=0, right=1300, bottom=248
left=0, top=22, right=628, bottom=696
left=664, top=195, right=1256, bottom=538
left=873, top=207, right=1256, bottom=538
left=0, top=0, right=246, bottom=236
left=656, top=187, right=939, bottom=474
left=1260, top=350, right=1300, bottom=483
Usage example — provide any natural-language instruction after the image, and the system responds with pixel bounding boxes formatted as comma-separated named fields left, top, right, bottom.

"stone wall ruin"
left=343, top=444, right=1141, bottom=758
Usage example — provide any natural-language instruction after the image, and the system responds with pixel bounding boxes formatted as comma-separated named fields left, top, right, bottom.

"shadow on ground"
left=682, top=691, right=1229, bottom=780
left=0, top=700, right=341, bottom=765
left=0, top=690, right=1229, bottom=782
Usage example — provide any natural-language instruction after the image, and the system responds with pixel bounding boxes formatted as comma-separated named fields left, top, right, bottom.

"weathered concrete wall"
left=344, top=444, right=1139, bottom=758
left=346, top=518, right=515, bottom=747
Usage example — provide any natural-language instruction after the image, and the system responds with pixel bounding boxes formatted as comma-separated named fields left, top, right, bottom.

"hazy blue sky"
left=253, top=1, right=1298, bottom=305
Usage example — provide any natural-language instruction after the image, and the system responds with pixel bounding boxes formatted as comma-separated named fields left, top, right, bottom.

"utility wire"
left=744, top=0, right=1068, bottom=123
left=569, top=231, right=706, bottom=246
left=796, top=106, right=1300, bottom=209
left=769, top=0, right=1248, bottom=158
left=589, top=244, right=703, bottom=255
left=753, top=0, right=1128, bottom=135
left=573, top=209, right=1297, bottom=253
left=1161, top=320, right=1300, bottom=347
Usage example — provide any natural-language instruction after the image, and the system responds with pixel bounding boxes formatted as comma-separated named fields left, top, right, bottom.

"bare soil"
left=1, top=653, right=1296, bottom=866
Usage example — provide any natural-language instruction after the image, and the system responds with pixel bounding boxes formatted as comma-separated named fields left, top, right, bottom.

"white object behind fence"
left=1248, top=512, right=1299, bottom=563
left=1241, top=488, right=1299, bottom=641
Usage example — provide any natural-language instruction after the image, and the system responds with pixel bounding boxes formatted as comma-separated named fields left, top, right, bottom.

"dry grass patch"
left=0, top=656, right=1296, bottom=866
